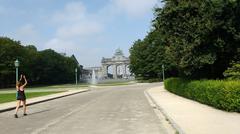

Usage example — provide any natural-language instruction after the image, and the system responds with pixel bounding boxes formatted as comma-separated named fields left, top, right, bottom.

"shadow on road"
left=27, top=109, right=51, bottom=116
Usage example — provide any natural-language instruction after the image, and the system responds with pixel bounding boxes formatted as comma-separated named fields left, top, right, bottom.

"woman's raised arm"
left=22, top=75, right=28, bottom=87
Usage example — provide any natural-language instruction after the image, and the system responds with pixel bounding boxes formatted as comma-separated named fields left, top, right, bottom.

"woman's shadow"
left=27, top=109, right=51, bottom=116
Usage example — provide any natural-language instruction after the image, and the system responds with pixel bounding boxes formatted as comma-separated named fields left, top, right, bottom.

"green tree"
left=129, top=39, right=146, bottom=78
left=223, top=62, right=240, bottom=80
left=0, top=37, right=80, bottom=88
left=0, top=37, right=24, bottom=88
left=153, top=0, right=240, bottom=79
left=129, top=0, right=240, bottom=80
left=129, top=30, right=178, bottom=80
left=35, top=49, right=78, bottom=84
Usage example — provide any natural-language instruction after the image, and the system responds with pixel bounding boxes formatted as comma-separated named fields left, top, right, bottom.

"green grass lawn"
left=0, top=91, right=64, bottom=104
left=20, top=81, right=133, bottom=89
left=0, top=84, right=89, bottom=93
left=33, top=84, right=89, bottom=89
left=0, top=81, right=136, bottom=91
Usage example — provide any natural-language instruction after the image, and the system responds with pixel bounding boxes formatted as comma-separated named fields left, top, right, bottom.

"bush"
left=223, top=62, right=240, bottom=80
left=164, top=78, right=240, bottom=112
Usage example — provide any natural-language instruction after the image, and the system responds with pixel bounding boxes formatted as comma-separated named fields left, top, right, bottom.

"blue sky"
left=0, top=0, right=162, bottom=67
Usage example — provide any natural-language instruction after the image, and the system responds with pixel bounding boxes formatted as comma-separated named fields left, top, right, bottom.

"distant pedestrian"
left=14, top=74, right=28, bottom=118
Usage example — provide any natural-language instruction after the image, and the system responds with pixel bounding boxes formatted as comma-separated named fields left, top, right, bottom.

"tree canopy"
left=0, top=37, right=80, bottom=88
left=129, top=0, right=240, bottom=80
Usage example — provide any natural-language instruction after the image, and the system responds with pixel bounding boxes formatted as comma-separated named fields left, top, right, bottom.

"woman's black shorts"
left=16, top=91, right=26, bottom=100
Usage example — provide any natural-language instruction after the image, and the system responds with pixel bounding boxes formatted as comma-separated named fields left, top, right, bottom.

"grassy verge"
left=0, top=84, right=89, bottom=91
left=36, top=84, right=89, bottom=89
left=0, top=91, right=64, bottom=104
left=0, top=81, right=134, bottom=91
left=164, top=78, right=240, bottom=112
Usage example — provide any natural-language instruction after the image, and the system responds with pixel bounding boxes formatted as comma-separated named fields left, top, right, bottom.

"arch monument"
left=101, top=48, right=130, bottom=79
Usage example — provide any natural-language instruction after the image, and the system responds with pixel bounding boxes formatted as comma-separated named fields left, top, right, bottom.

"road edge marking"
left=0, top=89, right=90, bottom=113
left=144, top=87, right=186, bottom=134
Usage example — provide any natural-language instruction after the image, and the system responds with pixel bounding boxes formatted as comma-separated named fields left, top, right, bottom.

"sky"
left=0, top=0, right=163, bottom=67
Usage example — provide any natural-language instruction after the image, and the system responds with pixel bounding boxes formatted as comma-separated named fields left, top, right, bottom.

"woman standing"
left=14, top=74, right=28, bottom=118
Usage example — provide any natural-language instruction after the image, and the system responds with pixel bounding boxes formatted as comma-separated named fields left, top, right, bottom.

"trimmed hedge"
left=164, top=78, right=240, bottom=112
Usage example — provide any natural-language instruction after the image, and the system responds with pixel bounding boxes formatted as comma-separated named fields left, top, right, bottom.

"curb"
left=145, top=88, right=186, bottom=134
left=0, top=89, right=90, bottom=113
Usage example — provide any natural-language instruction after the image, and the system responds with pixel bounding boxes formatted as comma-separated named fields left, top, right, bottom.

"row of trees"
left=0, top=37, right=81, bottom=88
left=129, top=0, right=240, bottom=80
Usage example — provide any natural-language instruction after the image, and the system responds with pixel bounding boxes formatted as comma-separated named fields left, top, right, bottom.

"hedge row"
left=164, top=78, right=240, bottom=112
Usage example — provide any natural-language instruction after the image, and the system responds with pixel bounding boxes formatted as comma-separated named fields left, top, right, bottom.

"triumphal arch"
left=101, top=48, right=130, bottom=79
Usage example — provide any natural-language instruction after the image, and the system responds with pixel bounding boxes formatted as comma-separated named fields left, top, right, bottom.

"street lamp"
left=162, top=64, right=165, bottom=81
left=75, top=68, right=78, bottom=85
left=14, top=59, right=20, bottom=83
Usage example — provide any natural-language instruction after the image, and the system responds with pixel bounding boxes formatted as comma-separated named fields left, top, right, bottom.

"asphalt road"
left=0, top=83, right=168, bottom=134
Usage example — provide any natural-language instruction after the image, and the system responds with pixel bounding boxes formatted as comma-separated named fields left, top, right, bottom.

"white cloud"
left=44, top=0, right=161, bottom=66
left=52, top=1, right=86, bottom=23
left=17, top=24, right=37, bottom=36
left=14, top=24, right=40, bottom=45
left=104, top=0, right=159, bottom=17
left=44, top=38, right=77, bottom=52
left=45, top=37, right=106, bottom=67
left=0, top=0, right=162, bottom=67
left=44, top=1, right=103, bottom=51
left=47, top=1, right=103, bottom=40
left=56, top=21, right=103, bottom=39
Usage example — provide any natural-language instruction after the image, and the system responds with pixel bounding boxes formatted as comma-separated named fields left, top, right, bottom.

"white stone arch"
left=101, top=49, right=130, bottom=79
left=106, top=65, right=113, bottom=79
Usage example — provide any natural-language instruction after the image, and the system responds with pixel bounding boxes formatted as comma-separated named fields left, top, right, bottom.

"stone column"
left=123, top=64, right=127, bottom=78
left=113, top=64, right=117, bottom=79
left=102, top=65, right=108, bottom=78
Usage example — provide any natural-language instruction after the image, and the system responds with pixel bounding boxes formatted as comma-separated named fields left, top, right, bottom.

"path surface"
left=0, top=83, right=169, bottom=134
left=147, top=86, right=240, bottom=134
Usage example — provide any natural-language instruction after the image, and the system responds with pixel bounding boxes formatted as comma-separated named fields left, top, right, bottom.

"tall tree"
left=154, top=0, right=240, bottom=79
left=0, top=37, right=80, bottom=88
left=129, top=0, right=240, bottom=80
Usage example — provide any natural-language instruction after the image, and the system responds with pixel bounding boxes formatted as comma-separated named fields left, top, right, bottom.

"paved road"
left=0, top=83, right=168, bottom=134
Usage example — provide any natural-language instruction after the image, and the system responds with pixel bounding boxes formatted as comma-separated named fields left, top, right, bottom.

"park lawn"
left=0, top=91, right=64, bottom=104
left=0, top=84, right=89, bottom=92
left=35, top=84, right=89, bottom=89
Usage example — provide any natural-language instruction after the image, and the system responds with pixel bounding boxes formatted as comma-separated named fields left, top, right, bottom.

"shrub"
left=223, top=62, right=240, bottom=80
left=164, top=78, right=240, bottom=112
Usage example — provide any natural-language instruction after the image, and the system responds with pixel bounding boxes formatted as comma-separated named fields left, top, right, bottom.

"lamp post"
left=75, top=68, right=78, bottom=85
left=14, top=59, right=20, bottom=83
left=162, top=64, right=165, bottom=81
